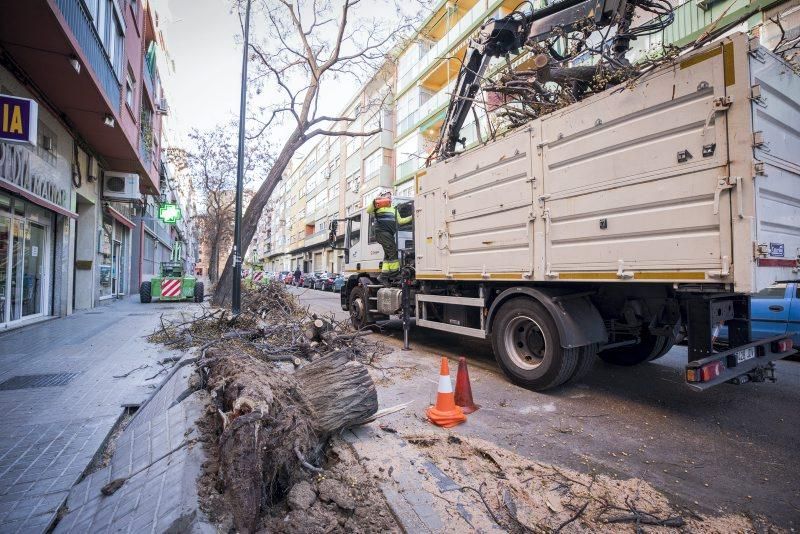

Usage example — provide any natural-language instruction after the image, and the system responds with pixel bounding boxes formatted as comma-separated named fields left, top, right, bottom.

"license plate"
left=735, top=347, right=756, bottom=363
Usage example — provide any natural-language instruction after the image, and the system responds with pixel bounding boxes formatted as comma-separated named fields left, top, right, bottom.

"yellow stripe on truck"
left=415, top=271, right=707, bottom=281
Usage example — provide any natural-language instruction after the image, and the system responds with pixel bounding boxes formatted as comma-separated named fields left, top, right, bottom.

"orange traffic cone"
left=426, top=357, right=467, bottom=428
left=454, top=357, right=480, bottom=414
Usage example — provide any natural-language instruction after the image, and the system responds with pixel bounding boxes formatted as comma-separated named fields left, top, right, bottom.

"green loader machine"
left=139, top=241, right=204, bottom=303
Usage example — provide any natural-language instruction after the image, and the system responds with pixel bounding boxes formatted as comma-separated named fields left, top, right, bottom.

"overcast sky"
left=159, top=0, right=411, bottom=148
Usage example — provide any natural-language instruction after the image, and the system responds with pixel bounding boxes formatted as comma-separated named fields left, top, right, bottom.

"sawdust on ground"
left=404, top=433, right=779, bottom=533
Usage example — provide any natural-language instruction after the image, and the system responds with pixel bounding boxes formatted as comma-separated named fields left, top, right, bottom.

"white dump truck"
left=331, top=32, right=799, bottom=390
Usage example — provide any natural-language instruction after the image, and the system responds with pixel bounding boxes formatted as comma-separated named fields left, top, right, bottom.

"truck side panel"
left=540, top=47, right=732, bottom=278
left=417, top=129, right=536, bottom=276
left=749, top=46, right=800, bottom=290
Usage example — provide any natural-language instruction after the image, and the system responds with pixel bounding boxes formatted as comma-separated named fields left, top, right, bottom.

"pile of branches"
left=149, top=281, right=386, bottom=367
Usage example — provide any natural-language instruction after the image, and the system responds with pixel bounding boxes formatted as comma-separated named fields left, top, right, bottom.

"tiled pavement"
left=0, top=298, right=197, bottom=533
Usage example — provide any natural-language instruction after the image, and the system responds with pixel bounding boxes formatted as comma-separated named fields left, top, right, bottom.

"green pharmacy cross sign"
left=158, top=203, right=182, bottom=224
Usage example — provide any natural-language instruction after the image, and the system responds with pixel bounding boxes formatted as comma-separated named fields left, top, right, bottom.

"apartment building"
left=261, top=62, right=395, bottom=275
left=0, top=0, right=192, bottom=330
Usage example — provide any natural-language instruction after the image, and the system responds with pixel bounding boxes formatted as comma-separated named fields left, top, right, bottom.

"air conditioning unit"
left=156, top=98, right=169, bottom=115
left=103, top=171, right=140, bottom=201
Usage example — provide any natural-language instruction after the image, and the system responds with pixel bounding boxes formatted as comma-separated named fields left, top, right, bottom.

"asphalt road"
left=291, top=287, right=800, bottom=528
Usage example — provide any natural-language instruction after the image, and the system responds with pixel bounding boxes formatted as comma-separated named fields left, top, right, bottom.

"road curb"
left=54, top=364, right=213, bottom=533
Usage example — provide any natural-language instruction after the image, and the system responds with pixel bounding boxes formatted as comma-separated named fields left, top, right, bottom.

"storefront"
left=99, top=205, right=134, bottom=300
left=0, top=192, right=53, bottom=326
left=1, top=87, right=77, bottom=329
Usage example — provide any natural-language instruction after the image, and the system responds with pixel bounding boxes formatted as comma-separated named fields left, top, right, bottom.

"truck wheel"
left=491, top=298, right=578, bottom=390
left=348, top=286, right=372, bottom=330
left=569, top=343, right=598, bottom=382
left=194, top=282, right=205, bottom=303
left=139, top=282, right=152, bottom=303
left=598, top=331, right=666, bottom=366
left=647, top=337, right=675, bottom=362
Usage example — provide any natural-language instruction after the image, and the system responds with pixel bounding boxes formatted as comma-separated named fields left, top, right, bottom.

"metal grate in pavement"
left=0, top=372, right=80, bottom=390
left=127, top=313, right=151, bottom=316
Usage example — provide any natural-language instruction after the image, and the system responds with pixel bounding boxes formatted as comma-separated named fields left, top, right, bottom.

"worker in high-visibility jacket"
left=367, top=191, right=412, bottom=284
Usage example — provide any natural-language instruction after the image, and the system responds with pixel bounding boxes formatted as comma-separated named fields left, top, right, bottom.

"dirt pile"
left=407, top=434, right=778, bottom=533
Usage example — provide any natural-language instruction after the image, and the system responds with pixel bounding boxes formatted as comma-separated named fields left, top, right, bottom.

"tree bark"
left=209, top=240, right=219, bottom=283
left=213, top=131, right=303, bottom=306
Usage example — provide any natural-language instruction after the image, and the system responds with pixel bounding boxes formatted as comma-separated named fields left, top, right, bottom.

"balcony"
left=143, top=64, right=156, bottom=102
left=397, top=1, right=495, bottom=93
left=397, top=80, right=456, bottom=138
left=397, top=159, right=422, bottom=182
left=0, top=0, right=161, bottom=193
left=54, top=0, right=121, bottom=113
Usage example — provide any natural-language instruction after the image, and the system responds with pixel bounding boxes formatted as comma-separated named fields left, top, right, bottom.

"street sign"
left=158, top=203, right=182, bottom=224
left=1, top=94, right=38, bottom=145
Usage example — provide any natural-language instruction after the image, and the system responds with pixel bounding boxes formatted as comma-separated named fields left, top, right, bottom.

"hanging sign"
left=1, top=94, right=38, bottom=145
left=158, top=202, right=182, bottom=224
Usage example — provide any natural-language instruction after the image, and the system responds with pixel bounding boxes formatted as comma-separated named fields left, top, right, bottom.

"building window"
left=37, top=122, right=57, bottom=166
left=125, top=69, right=136, bottom=110
left=364, top=149, right=382, bottom=178
left=345, top=136, right=357, bottom=157
left=346, top=171, right=359, bottom=192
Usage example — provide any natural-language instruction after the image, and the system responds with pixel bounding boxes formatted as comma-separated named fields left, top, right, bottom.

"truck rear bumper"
left=685, top=335, right=795, bottom=390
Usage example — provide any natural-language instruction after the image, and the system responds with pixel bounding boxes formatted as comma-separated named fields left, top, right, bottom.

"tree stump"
left=203, top=347, right=378, bottom=533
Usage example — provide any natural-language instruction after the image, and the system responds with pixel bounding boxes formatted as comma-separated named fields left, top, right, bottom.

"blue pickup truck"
left=718, top=281, right=799, bottom=348
left=748, top=281, right=800, bottom=346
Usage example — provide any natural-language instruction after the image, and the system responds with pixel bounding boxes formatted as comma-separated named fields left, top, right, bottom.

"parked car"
left=315, top=272, right=336, bottom=291
left=719, top=281, right=799, bottom=348
left=333, top=274, right=345, bottom=293
left=303, top=272, right=320, bottom=288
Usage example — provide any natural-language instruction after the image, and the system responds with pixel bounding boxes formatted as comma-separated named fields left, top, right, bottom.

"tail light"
left=687, top=360, right=725, bottom=382
left=772, top=338, right=793, bottom=353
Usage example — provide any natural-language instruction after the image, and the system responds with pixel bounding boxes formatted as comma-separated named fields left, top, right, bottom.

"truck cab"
left=339, top=197, right=414, bottom=274
left=334, top=197, right=414, bottom=323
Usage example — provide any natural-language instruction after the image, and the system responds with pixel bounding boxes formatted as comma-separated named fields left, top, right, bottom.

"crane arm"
left=434, top=0, right=632, bottom=161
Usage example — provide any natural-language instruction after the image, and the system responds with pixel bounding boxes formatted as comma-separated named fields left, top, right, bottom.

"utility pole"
left=232, top=0, right=251, bottom=315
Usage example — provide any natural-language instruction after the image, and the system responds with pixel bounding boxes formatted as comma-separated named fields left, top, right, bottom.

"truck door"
left=539, top=44, right=733, bottom=280
left=748, top=47, right=800, bottom=291
left=417, top=189, right=442, bottom=272
left=749, top=282, right=790, bottom=341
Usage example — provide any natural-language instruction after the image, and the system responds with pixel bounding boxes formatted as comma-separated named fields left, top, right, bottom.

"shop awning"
left=106, top=205, right=135, bottom=229
left=0, top=179, right=78, bottom=219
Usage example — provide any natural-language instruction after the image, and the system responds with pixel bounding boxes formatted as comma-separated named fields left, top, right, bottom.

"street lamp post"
left=232, top=0, right=252, bottom=315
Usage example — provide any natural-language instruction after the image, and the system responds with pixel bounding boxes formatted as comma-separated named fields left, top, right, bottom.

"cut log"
left=295, top=349, right=379, bottom=434
left=300, top=317, right=333, bottom=342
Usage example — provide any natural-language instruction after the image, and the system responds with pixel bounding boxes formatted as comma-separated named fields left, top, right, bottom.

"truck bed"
left=415, top=33, right=800, bottom=293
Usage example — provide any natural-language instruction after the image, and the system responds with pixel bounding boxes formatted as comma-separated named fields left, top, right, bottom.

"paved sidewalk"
left=0, top=298, right=196, bottom=533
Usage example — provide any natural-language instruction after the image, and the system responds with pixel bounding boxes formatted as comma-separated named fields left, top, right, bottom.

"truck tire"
left=139, top=281, right=152, bottom=303
left=491, top=298, right=579, bottom=390
left=598, top=331, right=666, bottom=366
left=647, top=337, right=675, bottom=362
left=194, top=282, right=205, bottom=303
left=348, top=286, right=372, bottom=330
left=569, top=343, right=598, bottom=382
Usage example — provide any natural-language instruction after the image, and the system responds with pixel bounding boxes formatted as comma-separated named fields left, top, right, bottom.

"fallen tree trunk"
left=295, top=349, right=378, bottom=434
left=203, top=347, right=378, bottom=533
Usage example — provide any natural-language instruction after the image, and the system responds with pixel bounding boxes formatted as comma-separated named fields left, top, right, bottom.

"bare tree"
left=212, top=0, right=415, bottom=306
left=182, top=125, right=270, bottom=283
